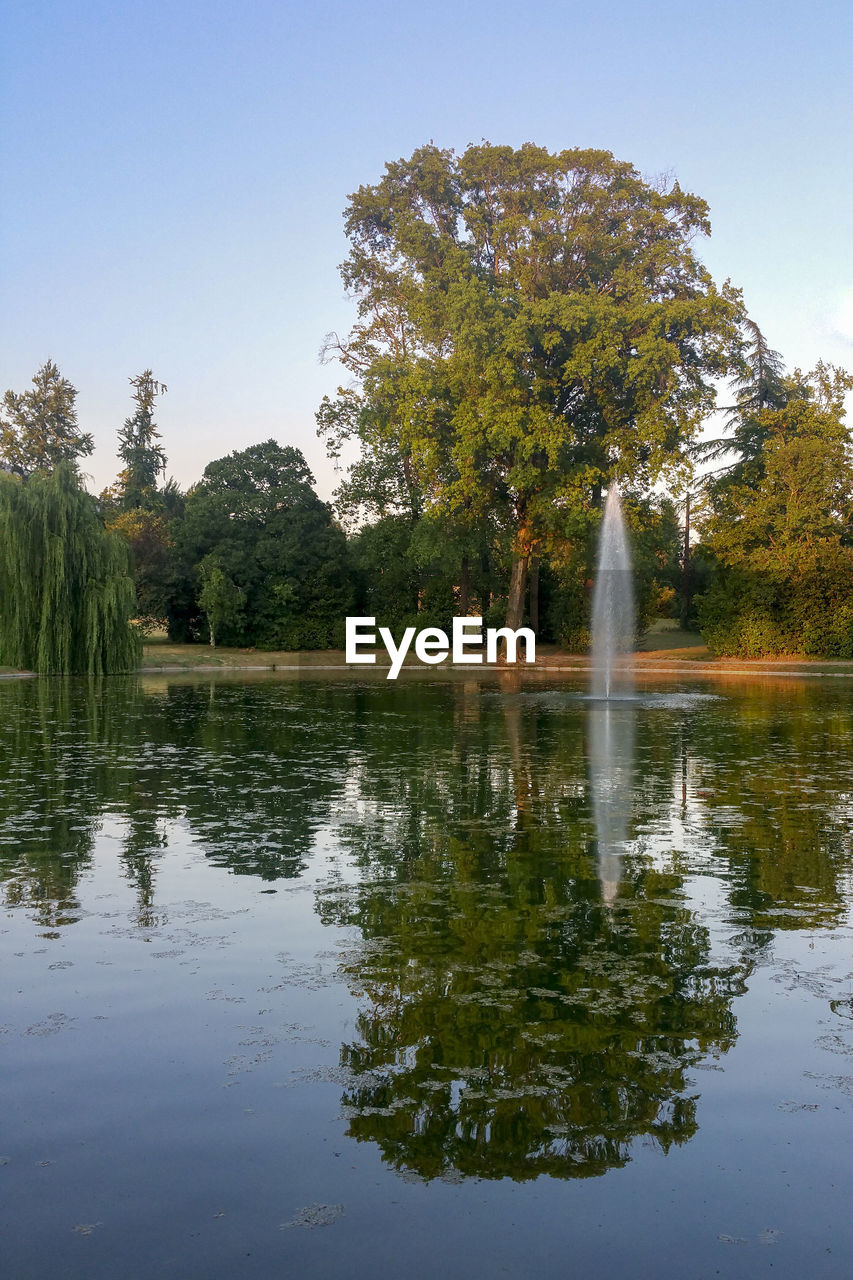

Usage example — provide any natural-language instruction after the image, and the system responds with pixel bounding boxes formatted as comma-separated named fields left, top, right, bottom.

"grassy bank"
left=139, top=632, right=853, bottom=678
left=8, top=623, right=853, bottom=677
left=139, top=619, right=708, bottom=670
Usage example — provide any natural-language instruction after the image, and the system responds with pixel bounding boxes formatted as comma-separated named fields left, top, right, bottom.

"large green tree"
left=320, top=143, right=742, bottom=626
left=1, top=360, right=93, bottom=479
left=175, top=440, right=354, bottom=648
left=0, top=464, right=140, bottom=673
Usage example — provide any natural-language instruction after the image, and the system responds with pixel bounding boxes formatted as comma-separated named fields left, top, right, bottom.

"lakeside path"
left=137, top=641, right=853, bottom=681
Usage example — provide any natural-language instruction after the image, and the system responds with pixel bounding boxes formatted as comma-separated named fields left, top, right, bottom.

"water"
left=2, top=671, right=853, bottom=1279
left=588, top=697, right=636, bottom=905
left=591, top=485, right=635, bottom=700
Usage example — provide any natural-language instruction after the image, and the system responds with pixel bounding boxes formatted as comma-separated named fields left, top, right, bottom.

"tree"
left=729, top=318, right=788, bottom=417
left=320, top=143, right=742, bottom=627
left=0, top=360, right=93, bottom=478
left=316, top=389, right=426, bottom=526
left=697, top=363, right=853, bottom=656
left=104, top=506, right=175, bottom=631
left=175, top=440, right=354, bottom=648
left=197, top=556, right=245, bottom=647
left=101, top=377, right=178, bottom=631
left=697, top=319, right=789, bottom=481
left=116, top=370, right=168, bottom=510
left=0, top=464, right=140, bottom=673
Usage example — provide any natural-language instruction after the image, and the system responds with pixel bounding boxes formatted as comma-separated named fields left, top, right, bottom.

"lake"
left=2, top=671, right=853, bottom=1278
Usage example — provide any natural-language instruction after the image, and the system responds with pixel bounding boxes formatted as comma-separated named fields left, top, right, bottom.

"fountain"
left=590, top=484, right=635, bottom=700
left=589, top=483, right=637, bottom=903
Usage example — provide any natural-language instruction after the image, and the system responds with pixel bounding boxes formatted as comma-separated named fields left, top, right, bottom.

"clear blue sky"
left=2, top=0, right=851, bottom=499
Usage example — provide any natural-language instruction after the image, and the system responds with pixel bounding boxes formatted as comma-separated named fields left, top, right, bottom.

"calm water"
left=2, top=672, right=853, bottom=1278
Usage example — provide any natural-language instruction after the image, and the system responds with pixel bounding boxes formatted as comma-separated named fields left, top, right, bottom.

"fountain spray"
left=590, top=484, right=635, bottom=700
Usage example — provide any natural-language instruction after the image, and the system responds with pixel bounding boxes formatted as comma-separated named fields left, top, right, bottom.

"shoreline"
left=6, top=646, right=853, bottom=681
left=137, top=643, right=853, bottom=680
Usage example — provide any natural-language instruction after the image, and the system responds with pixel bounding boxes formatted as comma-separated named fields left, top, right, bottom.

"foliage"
left=537, top=493, right=681, bottom=650
left=697, top=363, right=853, bottom=656
left=698, top=319, right=788, bottom=473
left=317, top=391, right=424, bottom=525
left=1, top=361, right=93, bottom=478
left=115, top=370, right=168, bottom=510
left=0, top=465, right=140, bottom=673
left=320, top=141, right=742, bottom=625
left=544, top=554, right=591, bottom=651
left=176, top=440, right=354, bottom=648
left=347, top=507, right=511, bottom=634
left=626, top=494, right=684, bottom=633
left=349, top=515, right=421, bottom=629
left=105, top=506, right=174, bottom=631
left=698, top=555, right=853, bottom=659
left=728, top=319, right=788, bottom=416
left=197, top=556, right=245, bottom=647
left=98, top=371, right=178, bottom=629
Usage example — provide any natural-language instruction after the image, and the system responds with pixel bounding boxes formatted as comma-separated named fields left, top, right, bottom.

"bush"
left=799, top=604, right=853, bottom=659
left=697, top=558, right=853, bottom=658
left=546, top=573, right=590, bottom=651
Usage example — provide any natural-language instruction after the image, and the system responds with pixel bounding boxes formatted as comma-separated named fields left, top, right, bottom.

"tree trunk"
left=506, top=553, right=529, bottom=631
left=528, top=557, right=539, bottom=633
left=459, top=555, right=470, bottom=616
left=681, top=493, right=691, bottom=627
left=480, top=550, right=491, bottom=616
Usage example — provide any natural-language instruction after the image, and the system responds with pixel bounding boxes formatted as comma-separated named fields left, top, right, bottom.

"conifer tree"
left=104, top=372, right=172, bottom=631
left=116, top=371, right=167, bottom=510
left=0, top=361, right=93, bottom=478
left=698, top=320, right=789, bottom=479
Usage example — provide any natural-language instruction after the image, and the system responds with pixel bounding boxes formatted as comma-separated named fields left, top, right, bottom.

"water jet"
left=591, top=484, right=635, bottom=699
left=589, top=483, right=637, bottom=904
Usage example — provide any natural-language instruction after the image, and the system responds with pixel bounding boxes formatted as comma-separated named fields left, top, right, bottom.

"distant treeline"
left=3, top=142, right=853, bottom=670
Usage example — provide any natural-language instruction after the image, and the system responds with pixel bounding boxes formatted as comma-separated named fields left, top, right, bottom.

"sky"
left=2, top=0, right=852, bottom=501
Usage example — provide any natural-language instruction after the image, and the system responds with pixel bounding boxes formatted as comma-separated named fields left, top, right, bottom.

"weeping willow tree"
left=0, top=464, right=141, bottom=673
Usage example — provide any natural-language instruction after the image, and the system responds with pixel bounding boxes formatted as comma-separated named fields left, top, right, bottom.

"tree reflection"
left=0, top=676, right=353, bottom=924
left=2, top=660, right=853, bottom=1145
left=678, top=680, right=853, bottom=930
left=325, top=869, right=745, bottom=1180
left=138, top=679, right=352, bottom=880
left=318, top=685, right=747, bottom=1181
left=0, top=679, right=112, bottom=928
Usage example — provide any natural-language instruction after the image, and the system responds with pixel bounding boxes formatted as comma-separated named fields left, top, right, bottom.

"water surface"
left=2, top=672, right=853, bottom=1278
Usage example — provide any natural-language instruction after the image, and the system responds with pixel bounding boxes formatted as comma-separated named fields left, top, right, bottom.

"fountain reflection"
left=588, top=696, right=636, bottom=905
